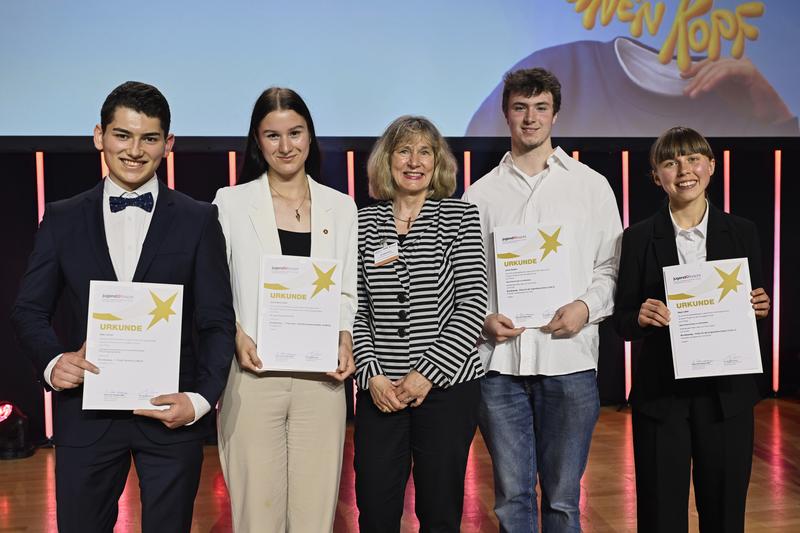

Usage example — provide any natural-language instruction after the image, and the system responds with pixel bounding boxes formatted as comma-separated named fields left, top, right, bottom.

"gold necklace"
left=393, top=204, right=422, bottom=230
left=270, top=182, right=309, bottom=222
left=392, top=214, right=415, bottom=230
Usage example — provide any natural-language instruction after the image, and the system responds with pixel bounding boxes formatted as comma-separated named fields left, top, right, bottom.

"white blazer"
left=213, top=174, right=358, bottom=341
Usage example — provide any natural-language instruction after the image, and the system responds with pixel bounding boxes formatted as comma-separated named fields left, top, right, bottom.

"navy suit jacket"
left=612, top=203, right=765, bottom=421
left=11, top=179, right=235, bottom=446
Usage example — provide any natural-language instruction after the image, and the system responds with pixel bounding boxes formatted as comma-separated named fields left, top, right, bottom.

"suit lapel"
left=133, top=180, right=176, bottom=282
left=652, top=204, right=679, bottom=269
left=309, top=177, right=334, bottom=258
left=400, top=199, right=436, bottom=249
left=84, top=180, right=117, bottom=281
left=705, top=204, right=731, bottom=261
left=247, top=176, right=281, bottom=255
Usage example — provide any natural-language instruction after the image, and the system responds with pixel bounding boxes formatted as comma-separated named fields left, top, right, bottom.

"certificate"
left=83, top=280, right=183, bottom=410
left=663, top=258, right=762, bottom=379
left=494, top=224, right=573, bottom=328
left=257, top=255, right=341, bottom=372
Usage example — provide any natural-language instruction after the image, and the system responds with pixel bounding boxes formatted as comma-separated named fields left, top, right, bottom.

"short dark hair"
left=240, top=87, right=322, bottom=184
left=650, top=126, right=714, bottom=171
left=100, top=81, right=171, bottom=135
left=501, top=68, right=562, bottom=116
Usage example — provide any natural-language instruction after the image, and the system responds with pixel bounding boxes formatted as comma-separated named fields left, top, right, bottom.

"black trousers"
left=633, top=392, right=754, bottom=533
left=55, top=418, right=203, bottom=533
left=354, top=379, right=481, bottom=533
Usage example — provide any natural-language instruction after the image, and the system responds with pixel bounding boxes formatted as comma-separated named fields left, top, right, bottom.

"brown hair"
left=650, top=126, right=714, bottom=172
left=502, top=68, right=562, bottom=116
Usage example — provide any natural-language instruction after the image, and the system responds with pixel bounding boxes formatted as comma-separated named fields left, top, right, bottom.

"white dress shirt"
left=670, top=199, right=709, bottom=265
left=463, top=147, right=623, bottom=376
left=44, top=175, right=209, bottom=424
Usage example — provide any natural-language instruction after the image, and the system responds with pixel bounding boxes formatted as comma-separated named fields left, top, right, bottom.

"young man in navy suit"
left=11, top=81, right=235, bottom=533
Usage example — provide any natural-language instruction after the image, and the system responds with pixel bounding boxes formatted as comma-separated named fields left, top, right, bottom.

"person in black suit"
left=612, top=126, right=771, bottom=533
left=11, top=81, right=235, bottom=533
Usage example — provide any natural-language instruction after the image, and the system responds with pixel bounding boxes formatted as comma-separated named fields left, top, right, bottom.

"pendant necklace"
left=270, top=182, right=309, bottom=222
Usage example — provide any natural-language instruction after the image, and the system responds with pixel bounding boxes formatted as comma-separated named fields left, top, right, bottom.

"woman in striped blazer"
left=353, top=116, right=488, bottom=532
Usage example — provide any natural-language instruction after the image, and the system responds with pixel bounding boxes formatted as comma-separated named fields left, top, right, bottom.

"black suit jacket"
left=612, top=203, right=764, bottom=421
left=11, top=179, right=235, bottom=446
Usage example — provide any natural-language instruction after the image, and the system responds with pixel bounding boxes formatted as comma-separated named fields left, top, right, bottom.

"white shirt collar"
left=104, top=174, right=160, bottom=199
left=669, top=199, right=709, bottom=238
left=500, top=146, right=571, bottom=180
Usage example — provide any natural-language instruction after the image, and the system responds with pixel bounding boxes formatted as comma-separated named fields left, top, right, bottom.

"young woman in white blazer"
left=213, top=87, right=357, bottom=532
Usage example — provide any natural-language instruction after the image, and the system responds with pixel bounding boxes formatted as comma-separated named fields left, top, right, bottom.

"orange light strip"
left=723, top=150, right=730, bottom=213
left=463, top=151, right=472, bottom=190
left=167, top=152, right=175, bottom=189
left=228, top=151, right=237, bottom=186
left=571, top=150, right=580, bottom=160
left=100, top=152, right=109, bottom=179
left=346, top=151, right=355, bottom=199
left=622, top=150, right=631, bottom=400
left=772, top=150, right=781, bottom=393
left=35, top=151, right=54, bottom=439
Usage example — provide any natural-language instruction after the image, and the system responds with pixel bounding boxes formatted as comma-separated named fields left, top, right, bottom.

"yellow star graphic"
left=147, top=290, right=178, bottom=330
left=538, top=227, right=563, bottom=261
left=311, top=264, right=337, bottom=298
left=715, top=264, right=743, bottom=302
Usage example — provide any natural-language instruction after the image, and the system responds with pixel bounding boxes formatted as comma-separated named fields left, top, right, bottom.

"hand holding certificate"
left=83, top=280, right=183, bottom=410
left=257, top=255, right=341, bottom=372
left=494, top=224, right=573, bottom=328
left=663, top=258, right=762, bottom=379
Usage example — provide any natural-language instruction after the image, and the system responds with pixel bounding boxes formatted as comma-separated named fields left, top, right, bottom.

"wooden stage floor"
left=2, top=399, right=799, bottom=532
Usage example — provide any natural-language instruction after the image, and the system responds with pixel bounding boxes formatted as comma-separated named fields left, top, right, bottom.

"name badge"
left=374, top=242, right=399, bottom=266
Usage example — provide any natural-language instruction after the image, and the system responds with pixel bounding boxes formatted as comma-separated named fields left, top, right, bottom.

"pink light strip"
left=100, top=152, right=109, bottom=179
left=35, top=152, right=54, bottom=439
left=36, top=152, right=45, bottom=224
left=463, top=151, right=472, bottom=190
left=167, top=152, right=175, bottom=190
left=773, top=150, right=781, bottom=393
left=346, top=151, right=355, bottom=199
left=346, top=150, right=356, bottom=412
left=622, top=150, right=631, bottom=400
left=723, top=150, right=730, bottom=213
left=228, top=152, right=237, bottom=186
left=571, top=150, right=580, bottom=160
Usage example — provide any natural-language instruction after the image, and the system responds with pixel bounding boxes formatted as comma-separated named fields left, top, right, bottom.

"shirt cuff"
left=184, top=392, right=211, bottom=426
left=43, top=354, right=64, bottom=391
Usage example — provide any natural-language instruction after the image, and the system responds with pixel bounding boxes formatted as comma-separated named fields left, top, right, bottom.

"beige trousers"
left=218, top=363, right=346, bottom=532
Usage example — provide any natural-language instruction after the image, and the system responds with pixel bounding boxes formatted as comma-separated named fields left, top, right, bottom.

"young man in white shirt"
left=463, top=68, right=622, bottom=532
left=11, top=81, right=235, bottom=532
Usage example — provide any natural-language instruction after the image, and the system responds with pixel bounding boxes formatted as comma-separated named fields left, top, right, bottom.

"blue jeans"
left=479, top=370, right=600, bottom=533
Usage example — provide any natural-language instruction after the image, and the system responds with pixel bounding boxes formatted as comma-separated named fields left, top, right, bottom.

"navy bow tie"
left=109, top=192, right=154, bottom=213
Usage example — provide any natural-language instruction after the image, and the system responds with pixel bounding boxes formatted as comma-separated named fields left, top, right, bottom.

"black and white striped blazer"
left=353, top=198, right=487, bottom=390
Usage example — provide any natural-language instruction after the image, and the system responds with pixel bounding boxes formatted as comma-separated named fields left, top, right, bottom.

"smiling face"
left=506, top=91, right=557, bottom=154
left=257, top=109, right=310, bottom=182
left=93, top=106, right=173, bottom=191
left=653, top=153, right=714, bottom=209
left=390, top=135, right=435, bottom=198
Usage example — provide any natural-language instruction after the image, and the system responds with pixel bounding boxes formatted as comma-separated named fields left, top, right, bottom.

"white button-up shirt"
left=463, top=147, right=623, bottom=376
left=103, top=176, right=158, bottom=282
left=670, top=199, right=709, bottom=265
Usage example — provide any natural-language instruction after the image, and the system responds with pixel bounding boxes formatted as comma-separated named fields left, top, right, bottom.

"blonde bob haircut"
left=367, top=115, right=457, bottom=200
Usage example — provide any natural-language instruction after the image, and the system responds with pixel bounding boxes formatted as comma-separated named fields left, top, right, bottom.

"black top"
left=397, top=233, right=407, bottom=245
left=278, top=228, right=311, bottom=257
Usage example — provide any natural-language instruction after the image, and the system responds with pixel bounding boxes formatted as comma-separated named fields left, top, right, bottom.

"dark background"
left=2, top=136, right=797, bottom=444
